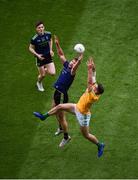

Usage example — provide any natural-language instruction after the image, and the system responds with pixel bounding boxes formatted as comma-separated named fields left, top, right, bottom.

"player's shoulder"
left=45, top=31, right=51, bottom=35
left=31, top=34, right=38, bottom=40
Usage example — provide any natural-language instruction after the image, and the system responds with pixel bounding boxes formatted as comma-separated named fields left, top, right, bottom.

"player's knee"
left=84, top=134, right=90, bottom=139
left=57, top=104, right=65, bottom=112
left=42, top=74, right=46, bottom=78
left=57, top=104, right=63, bottom=110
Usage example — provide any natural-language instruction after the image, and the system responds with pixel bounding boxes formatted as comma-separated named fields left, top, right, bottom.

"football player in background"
left=29, top=21, right=56, bottom=92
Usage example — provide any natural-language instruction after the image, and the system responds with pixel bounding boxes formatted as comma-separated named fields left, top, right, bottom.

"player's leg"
left=45, top=62, right=56, bottom=76
left=57, top=111, right=71, bottom=147
left=75, top=111, right=105, bottom=157
left=33, top=103, right=75, bottom=121
left=47, top=103, right=76, bottom=116
left=80, top=126, right=99, bottom=144
left=75, top=111, right=98, bottom=143
left=54, top=90, right=68, bottom=136
left=52, top=90, right=71, bottom=146
left=59, top=112, right=68, bottom=133
left=55, top=91, right=69, bottom=135
left=36, top=66, right=46, bottom=91
left=80, top=126, right=105, bottom=157
left=53, top=90, right=63, bottom=135
left=37, top=65, right=46, bottom=81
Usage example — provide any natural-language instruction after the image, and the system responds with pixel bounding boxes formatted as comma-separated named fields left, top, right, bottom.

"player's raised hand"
left=54, top=35, right=59, bottom=44
left=87, top=57, right=96, bottom=71
left=87, top=57, right=93, bottom=69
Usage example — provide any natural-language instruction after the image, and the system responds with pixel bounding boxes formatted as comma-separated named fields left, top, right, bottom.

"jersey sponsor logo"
left=46, top=36, right=49, bottom=40
left=42, top=37, right=45, bottom=42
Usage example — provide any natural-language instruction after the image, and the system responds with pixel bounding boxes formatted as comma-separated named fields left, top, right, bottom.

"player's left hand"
left=87, top=57, right=96, bottom=71
left=54, top=35, right=59, bottom=44
left=87, top=58, right=92, bottom=69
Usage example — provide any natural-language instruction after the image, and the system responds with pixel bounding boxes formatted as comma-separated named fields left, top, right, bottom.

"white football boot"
left=55, top=128, right=63, bottom=136
left=59, top=136, right=71, bottom=148
left=36, top=81, right=45, bottom=92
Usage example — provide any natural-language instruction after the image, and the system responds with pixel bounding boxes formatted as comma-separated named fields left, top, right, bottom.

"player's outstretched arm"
left=54, top=35, right=66, bottom=64
left=71, top=53, right=83, bottom=75
left=87, top=57, right=96, bottom=91
left=49, top=37, right=54, bottom=57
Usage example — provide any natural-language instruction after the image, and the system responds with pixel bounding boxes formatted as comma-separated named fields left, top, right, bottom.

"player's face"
left=36, top=24, right=45, bottom=35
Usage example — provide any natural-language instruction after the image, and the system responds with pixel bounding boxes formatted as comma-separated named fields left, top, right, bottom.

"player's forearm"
left=55, top=42, right=64, bottom=56
left=71, top=59, right=81, bottom=74
left=87, top=67, right=93, bottom=86
left=92, top=71, right=96, bottom=84
left=71, top=54, right=83, bottom=74
left=49, top=39, right=53, bottom=51
left=29, top=46, right=39, bottom=57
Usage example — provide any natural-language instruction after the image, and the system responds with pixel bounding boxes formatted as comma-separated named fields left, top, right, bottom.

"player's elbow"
left=29, top=45, right=33, bottom=53
left=28, top=46, right=31, bottom=52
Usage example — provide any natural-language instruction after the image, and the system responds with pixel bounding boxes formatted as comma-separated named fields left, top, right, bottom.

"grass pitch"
left=0, top=0, right=138, bottom=178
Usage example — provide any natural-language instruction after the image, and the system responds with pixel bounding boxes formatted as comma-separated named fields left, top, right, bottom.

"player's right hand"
left=37, top=54, right=45, bottom=60
left=87, top=57, right=94, bottom=69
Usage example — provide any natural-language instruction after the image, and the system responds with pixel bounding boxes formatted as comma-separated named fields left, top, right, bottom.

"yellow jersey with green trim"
left=76, top=88, right=100, bottom=115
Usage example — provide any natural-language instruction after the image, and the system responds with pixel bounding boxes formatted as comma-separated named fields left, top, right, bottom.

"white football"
left=74, top=43, right=85, bottom=53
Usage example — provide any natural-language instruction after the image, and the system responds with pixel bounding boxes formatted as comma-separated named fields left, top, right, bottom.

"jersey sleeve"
left=63, top=61, right=69, bottom=68
left=30, top=38, right=36, bottom=45
left=46, top=31, right=52, bottom=40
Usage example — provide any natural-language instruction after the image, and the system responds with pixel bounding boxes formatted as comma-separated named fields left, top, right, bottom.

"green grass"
left=0, top=0, right=138, bottom=178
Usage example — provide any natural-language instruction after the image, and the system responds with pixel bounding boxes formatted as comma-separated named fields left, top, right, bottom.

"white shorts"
left=74, top=105, right=91, bottom=127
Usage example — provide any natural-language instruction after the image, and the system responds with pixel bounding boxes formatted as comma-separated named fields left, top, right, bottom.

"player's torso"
left=54, top=61, right=75, bottom=93
left=76, top=89, right=99, bottom=114
left=33, top=32, right=51, bottom=55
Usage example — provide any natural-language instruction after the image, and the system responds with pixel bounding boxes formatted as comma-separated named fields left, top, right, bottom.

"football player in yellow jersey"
left=34, top=57, right=105, bottom=157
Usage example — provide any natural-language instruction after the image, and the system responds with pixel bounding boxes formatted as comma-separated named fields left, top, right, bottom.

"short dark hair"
left=97, top=83, right=104, bottom=95
left=35, top=21, right=44, bottom=28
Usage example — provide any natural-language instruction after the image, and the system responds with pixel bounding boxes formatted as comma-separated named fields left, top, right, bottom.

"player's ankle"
left=43, top=112, right=49, bottom=119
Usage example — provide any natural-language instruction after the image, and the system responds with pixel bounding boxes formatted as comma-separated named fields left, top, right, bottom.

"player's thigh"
left=46, top=62, right=56, bottom=75
left=37, top=66, right=45, bottom=76
left=59, top=103, right=76, bottom=114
